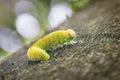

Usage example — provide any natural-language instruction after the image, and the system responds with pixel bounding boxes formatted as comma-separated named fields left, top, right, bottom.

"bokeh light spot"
left=15, top=13, right=40, bottom=39
left=48, top=2, right=73, bottom=28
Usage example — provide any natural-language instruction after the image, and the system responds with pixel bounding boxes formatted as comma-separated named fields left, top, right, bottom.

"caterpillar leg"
left=63, top=40, right=77, bottom=46
left=69, top=40, right=77, bottom=45
left=27, top=47, right=50, bottom=61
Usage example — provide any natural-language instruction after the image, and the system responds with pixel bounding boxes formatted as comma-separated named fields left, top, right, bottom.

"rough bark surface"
left=0, top=0, right=120, bottom=80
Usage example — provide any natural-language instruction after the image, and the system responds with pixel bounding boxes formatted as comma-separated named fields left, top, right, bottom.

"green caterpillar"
left=27, top=29, right=76, bottom=61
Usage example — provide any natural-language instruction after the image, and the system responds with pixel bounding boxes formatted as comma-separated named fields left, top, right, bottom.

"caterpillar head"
left=27, top=46, right=50, bottom=61
left=66, top=29, right=76, bottom=39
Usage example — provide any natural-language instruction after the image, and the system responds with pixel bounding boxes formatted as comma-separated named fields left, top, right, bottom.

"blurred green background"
left=0, top=0, right=90, bottom=61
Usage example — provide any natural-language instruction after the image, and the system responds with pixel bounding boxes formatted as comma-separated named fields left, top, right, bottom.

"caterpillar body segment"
left=27, top=47, right=50, bottom=61
left=33, top=30, right=71, bottom=50
left=27, top=29, right=76, bottom=61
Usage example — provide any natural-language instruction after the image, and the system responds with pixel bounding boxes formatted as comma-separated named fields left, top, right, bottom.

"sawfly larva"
left=27, top=29, right=76, bottom=61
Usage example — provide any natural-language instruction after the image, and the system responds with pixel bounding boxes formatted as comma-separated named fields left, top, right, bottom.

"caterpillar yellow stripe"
left=27, top=29, right=76, bottom=61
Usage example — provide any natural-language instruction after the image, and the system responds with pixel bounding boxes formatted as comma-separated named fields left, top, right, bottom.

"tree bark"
left=0, top=0, right=120, bottom=80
